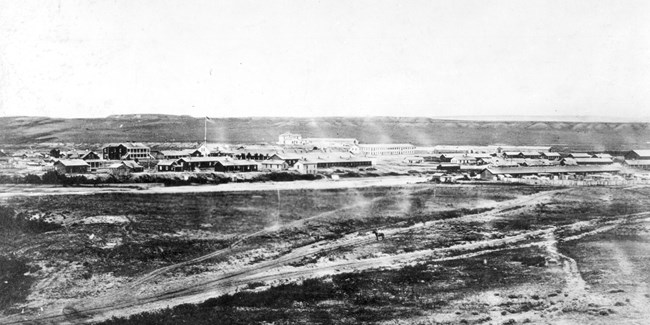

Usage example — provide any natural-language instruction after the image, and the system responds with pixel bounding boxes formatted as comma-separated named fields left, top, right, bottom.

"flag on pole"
left=205, top=116, right=215, bottom=123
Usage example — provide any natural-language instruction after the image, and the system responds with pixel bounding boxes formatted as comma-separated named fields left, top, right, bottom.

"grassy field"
left=2, top=183, right=650, bottom=324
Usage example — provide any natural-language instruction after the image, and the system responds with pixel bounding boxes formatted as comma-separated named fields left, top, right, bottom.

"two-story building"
left=103, top=143, right=153, bottom=160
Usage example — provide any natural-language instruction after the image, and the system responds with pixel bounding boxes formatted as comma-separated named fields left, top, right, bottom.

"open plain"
left=1, top=179, right=650, bottom=324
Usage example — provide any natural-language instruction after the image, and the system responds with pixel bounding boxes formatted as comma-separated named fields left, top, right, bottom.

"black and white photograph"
left=1, top=1, right=650, bottom=324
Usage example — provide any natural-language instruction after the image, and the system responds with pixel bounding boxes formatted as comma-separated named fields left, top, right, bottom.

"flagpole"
left=204, top=117, right=207, bottom=147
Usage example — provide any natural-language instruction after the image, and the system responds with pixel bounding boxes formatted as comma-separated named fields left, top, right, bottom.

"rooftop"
left=55, top=159, right=90, bottom=167
left=485, top=165, right=621, bottom=175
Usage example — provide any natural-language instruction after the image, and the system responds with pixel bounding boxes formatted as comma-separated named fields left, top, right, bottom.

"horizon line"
left=2, top=113, right=649, bottom=123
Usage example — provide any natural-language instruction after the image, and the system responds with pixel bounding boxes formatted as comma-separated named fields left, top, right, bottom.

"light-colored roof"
left=630, top=150, right=650, bottom=158
left=304, top=137, right=357, bottom=141
left=103, top=142, right=149, bottom=149
left=520, top=151, right=541, bottom=156
left=521, top=159, right=556, bottom=166
left=55, top=159, right=89, bottom=167
left=262, top=160, right=287, bottom=165
left=123, top=142, right=148, bottom=149
left=296, top=160, right=318, bottom=165
left=568, top=153, right=592, bottom=158
left=156, top=160, right=178, bottom=166
left=217, top=160, right=259, bottom=166
left=80, top=151, right=99, bottom=159
left=358, top=143, right=415, bottom=148
left=486, top=165, right=621, bottom=175
left=450, top=155, right=477, bottom=160
left=593, top=153, right=612, bottom=158
left=121, top=161, right=143, bottom=169
left=540, top=152, right=561, bottom=157
left=158, top=150, right=191, bottom=156
left=470, top=153, right=493, bottom=158
left=561, top=158, right=578, bottom=165
left=572, top=158, right=613, bottom=164
left=270, top=153, right=303, bottom=159
left=624, top=160, right=650, bottom=166
left=177, top=157, right=226, bottom=163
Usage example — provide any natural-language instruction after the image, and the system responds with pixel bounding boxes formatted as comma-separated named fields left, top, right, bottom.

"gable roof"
left=629, top=150, right=650, bottom=158
left=624, top=160, right=650, bottom=166
left=485, top=165, right=621, bottom=175
left=121, top=161, right=143, bottom=169
left=269, top=153, right=303, bottom=160
left=568, top=153, right=592, bottom=158
left=156, top=160, right=178, bottom=166
left=217, top=160, right=260, bottom=167
left=177, top=157, right=226, bottom=163
left=358, top=143, right=415, bottom=148
left=572, top=157, right=613, bottom=164
left=80, top=151, right=100, bottom=159
left=593, top=153, right=612, bottom=159
left=55, top=159, right=89, bottom=167
left=262, top=159, right=288, bottom=165
left=157, top=150, right=191, bottom=156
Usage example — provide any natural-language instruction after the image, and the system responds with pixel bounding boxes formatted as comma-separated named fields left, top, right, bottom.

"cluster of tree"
left=0, top=171, right=100, bottom=185
left=0, top=171, right=330, bottom=186
left=247, top=172, right=323, bottom=182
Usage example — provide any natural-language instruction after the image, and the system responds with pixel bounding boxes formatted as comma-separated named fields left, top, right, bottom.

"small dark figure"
left=372, top=229, right=385, bottom=241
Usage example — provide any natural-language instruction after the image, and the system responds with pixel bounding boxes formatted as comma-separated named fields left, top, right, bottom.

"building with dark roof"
left=480, top=165, right=621, bottom=180
left=567, top=153, right=592, bottom=159
left=624, top=160, right=650, bottom=170
left=156, top=160, right=182, bottom=172
left=176, top=157, right=227, bottom=171
left=540, top=152, right=561, bottom=160
left=215, top=160, right=259, bottom=172
left=103, top=143, right=153, bottom=160
left=54, top=160, right=90, bottom=174
left=625, top=150, right=650, bottom=160
left=261, top=159, right=289, bottom=170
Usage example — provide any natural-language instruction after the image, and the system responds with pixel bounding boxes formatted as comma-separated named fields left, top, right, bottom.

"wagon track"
left=5, top=188, right=648, bottom=324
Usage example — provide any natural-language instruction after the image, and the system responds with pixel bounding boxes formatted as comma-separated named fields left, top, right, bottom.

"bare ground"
left=2, top=183, right=650, bottom=324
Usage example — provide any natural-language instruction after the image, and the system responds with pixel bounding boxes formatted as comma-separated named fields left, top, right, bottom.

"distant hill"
left=1, top=115, right=649, bottom=151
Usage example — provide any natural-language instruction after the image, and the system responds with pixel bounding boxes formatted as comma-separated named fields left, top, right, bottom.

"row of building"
left=277, top=132, right=416, bottom=156
left=429, top=150, right=650, bottom=181
left=53, top=151, right=375, bottom=175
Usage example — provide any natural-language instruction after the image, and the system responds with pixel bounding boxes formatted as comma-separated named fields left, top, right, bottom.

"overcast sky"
left=0, top=0, right=648, bottom=120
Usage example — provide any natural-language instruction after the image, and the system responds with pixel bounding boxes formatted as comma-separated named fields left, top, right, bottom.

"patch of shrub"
left=0, top=206, right=62, bottom=234
left=83, top=238, right=230, bottom=276
left=248, top=172, right=323, bottom=183
left=0, top=255, right=39, bottom=310
left=512, top=255, right=547, bottom=267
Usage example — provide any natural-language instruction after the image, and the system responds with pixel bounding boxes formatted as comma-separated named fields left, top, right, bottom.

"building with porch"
left=54, top=160, right=90, bottom=174
left=102, top=143, right=153, bottom=160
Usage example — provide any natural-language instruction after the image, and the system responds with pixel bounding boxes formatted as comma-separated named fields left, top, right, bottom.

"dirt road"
left=0, top=176, right=428, bottom=200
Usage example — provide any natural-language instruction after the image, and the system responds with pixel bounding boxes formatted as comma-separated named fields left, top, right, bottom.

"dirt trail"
left=62, top=228, right=557, bottom=324
left=0, top=187, right=569, bottom=324
left=3, top=211, right=645, bottom=325
left=131, top=186, right=429, bottom=288
left=0, top=176, right=428, bottom=201
left=4, top=187, right=627, bottom=325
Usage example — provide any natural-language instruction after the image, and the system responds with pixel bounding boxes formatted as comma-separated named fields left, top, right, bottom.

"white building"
left=302, top=138, right=359, bottom=148
left=277, top=132, right=303, bottom=145
left=358, top=144, right=416, bottom=156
